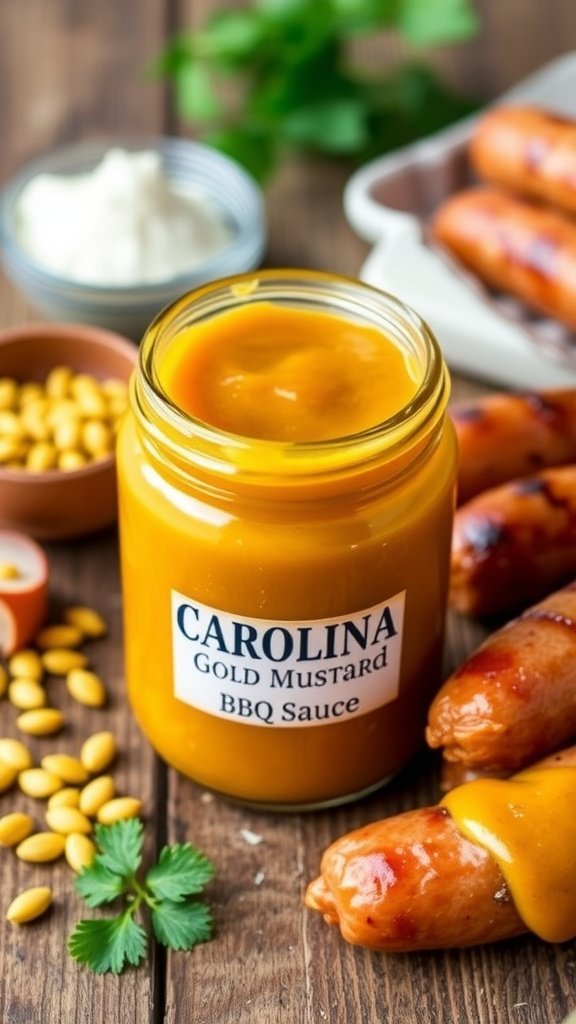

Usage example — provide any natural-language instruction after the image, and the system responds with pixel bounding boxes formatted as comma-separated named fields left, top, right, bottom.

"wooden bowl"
left=0, top=322, right=137, bottom=540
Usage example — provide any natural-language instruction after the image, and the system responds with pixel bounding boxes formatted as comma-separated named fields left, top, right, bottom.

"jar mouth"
left=134, top=269, right=450, bottom=484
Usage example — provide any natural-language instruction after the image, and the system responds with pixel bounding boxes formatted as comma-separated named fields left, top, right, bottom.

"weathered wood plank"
left=0, top=1, right=167, bottom=1021
left=0, top=535, right=160, bottom=1024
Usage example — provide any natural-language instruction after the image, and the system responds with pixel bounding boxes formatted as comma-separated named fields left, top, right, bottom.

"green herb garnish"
left=68, top=819, right=215, bottom=974
left=151, top=0, right=481, bottom=181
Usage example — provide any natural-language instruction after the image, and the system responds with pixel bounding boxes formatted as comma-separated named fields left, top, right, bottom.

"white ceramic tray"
left=344, top=53, right=576, bottom=389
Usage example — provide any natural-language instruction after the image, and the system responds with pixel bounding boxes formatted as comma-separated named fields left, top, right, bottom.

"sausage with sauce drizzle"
left=427, top=580, right=576, bottom=771
left=431, top=186, right=576, bottom=328
left=451, top=389, right=576, bottom=505
left=305, top=746, right=576, bottom=951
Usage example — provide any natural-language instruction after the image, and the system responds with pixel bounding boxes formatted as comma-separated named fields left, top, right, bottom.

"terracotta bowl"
left=0, top=322, right=137, bottom=540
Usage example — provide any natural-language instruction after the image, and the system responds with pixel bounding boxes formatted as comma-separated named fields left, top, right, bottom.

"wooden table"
left=1, top=3, right=575, bottom=1022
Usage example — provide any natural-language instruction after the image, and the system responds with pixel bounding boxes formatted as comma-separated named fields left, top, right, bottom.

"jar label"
left=171, top=590, right=406, bottom=728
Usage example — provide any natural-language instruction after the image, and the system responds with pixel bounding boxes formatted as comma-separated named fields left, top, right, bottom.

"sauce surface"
left=442, top=765, right=576, bottom=942
left=159, top=302, right=419, bottom=441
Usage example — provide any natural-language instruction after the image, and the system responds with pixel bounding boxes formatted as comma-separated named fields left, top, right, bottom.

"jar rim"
left=133, top=268, right=450, bottom=485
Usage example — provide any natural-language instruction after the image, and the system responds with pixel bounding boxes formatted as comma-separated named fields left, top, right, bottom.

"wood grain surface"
left=0, top=2, right=575, bottom=1023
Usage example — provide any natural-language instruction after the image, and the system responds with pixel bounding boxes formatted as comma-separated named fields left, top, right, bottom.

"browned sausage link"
left=305, top=806, right=524, bottom=951
left=470, top=106, right=576, bottom=216
left=427, top=580, right=576, bottom=771
left=450, top=465, right=576, bottom=616
left=431, top=186, right=576, bottom=328
left=306, top=745, right=576, bottom=951
left=451, top=390, right=576, bottom=505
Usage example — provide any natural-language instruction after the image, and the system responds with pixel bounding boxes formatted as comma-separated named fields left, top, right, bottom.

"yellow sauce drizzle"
left=441, top=765, right=576, bottom=942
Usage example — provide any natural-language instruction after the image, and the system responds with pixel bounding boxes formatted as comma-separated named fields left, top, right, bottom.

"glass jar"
left=117, top=269, right=457, bottom=810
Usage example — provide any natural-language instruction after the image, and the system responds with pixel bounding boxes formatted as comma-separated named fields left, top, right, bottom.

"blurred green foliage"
left=153, top=0, right=480, bottom=181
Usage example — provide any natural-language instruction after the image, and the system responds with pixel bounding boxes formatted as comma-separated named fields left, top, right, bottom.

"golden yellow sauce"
left=159, top=303, right=419, bottom=441
left=442, top=765, right=576, bottom=942
left=118, top=273, right=456, bottom=808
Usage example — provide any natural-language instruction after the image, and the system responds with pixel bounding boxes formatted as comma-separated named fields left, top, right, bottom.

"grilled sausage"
left=431, top=186, right=576, bottom=327
left=450, top=464, right=576, bottom=616
left=470, top=106, right=576, bottom=216
left=305, top=746, right=576, bottom=952
left=305, top=806, right=523, bottom=951
left=427, top=580, right=576, bottom=771
left=451, top=389, right=576, bottom=504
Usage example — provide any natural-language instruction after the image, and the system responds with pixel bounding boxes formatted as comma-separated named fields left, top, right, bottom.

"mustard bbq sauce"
left=118, top=271, right=457, bottom=809
left=158, top=302, right=419, bottom=442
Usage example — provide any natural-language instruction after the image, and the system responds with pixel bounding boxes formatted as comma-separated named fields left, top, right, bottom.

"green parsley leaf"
left=70, top=820, right=216, bottom=975
left=74, top=860, right=126, bottom=908
left=93, top=818, right=144, bottom=878
left=283, top=98, right=369, bottom=153
left=193, top=10, right=265, bottom=67
left=174, top=63, right=222, bottom=122
left=154, top=0, right=480, bottom=181
left=398, top=0, right=480, bottom=46
left=68, top=912, right=147, bottom=975
left=146, top=843, right=215, bottom=902
left=151, top=900, right=213, bottom=951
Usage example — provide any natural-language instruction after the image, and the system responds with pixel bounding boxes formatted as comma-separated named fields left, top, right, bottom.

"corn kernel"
left=35, top=624, right=83, bottom=650
left=47, top=787, right=80, bottom=810
left=16, top=832, right=65, bottom=862
left=6, top=886, right=53, bottom=923
left=41, top=649, right=88, bottom=675
left=64, top=605, right=107, bottom=639
left=8, top=650, right=43, bottom=681
left=58, top=450, right=88, bottom=471
left=53, top=418, right=82, bottom=452
left=65, top=833, right=96, bottom=873
left=96, top=797, right=142, bottom=825
left=45, top=806, right=92, bottom=836
left=0, top=411, right=26, bottom=439
left=0, top=437, right=28, bottom=462
left=45, top=366, right=73, bottom=400
left=40, top=754, right=89, bottom=785
left=26, top=442, right=58, bottom=472
left=8, top=679, right=46, bottom=710
left=16, top=708, right=65, bottom=737
left=79, top=775, right=116, bottom=817
left=80, top=731, right=117, bottom=773
left=19, top=768, right=63, bottom=799
left=0, top=738, right=33, bottom=771
left=66, top=668, right=106, bottom=708
left=0, top=812, right=34, bottom=846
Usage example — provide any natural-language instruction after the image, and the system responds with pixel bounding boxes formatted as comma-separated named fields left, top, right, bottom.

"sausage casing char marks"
left=450, top=464, right=576, bottom=616
left=305, top=746, right=576, bottom=952
left=451, top=389, right=576, bottom=504
left=470, top=106, right=576, bottom=216
left=431, top=186, right=576, bottom=328
left=427, top=580, right=576, bottom=771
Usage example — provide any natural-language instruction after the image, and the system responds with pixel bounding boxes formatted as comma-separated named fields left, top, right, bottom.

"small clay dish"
left=0, top=321, right=137, bottom=540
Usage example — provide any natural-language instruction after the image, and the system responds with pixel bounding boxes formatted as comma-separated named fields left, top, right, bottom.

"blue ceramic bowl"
left=0, top=137, right=266, bottom=340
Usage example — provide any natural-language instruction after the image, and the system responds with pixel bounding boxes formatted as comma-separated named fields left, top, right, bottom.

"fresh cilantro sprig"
left=68, top=819, right=215, bottom=975
left=151, top=0, right=481, bottom=181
